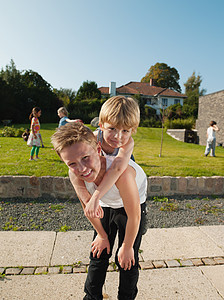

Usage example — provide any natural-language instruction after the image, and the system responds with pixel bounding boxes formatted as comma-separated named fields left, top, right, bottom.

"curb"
left=1, top=256, right=224, bottom=276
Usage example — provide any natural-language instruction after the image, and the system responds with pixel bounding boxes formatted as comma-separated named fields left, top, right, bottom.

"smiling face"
left=60, top=142, right=102, bottom=183
left=100, top=122, right=132, bottom=149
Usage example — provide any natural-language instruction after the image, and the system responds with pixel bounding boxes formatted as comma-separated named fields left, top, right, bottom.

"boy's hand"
left=91, top=235, right=110, bottom=258
left=118, top=243, right=135, bottom=271
left=84, top=199, right=104, bottom=219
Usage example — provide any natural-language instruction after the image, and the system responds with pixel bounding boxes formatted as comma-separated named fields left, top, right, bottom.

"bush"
left=164, top=118, right=195, bottom=130
left=140, top=117, right=162, bottom=128
left=0, top=126, right=24, bottom=137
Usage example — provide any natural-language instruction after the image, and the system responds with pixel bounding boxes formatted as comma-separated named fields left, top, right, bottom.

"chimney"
left=149, top=78, right=155, bottom=86
left=109, top=82, right=116, bottom=96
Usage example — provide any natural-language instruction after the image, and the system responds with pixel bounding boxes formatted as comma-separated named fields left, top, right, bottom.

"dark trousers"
left=84, top=202, right=146, bottom=300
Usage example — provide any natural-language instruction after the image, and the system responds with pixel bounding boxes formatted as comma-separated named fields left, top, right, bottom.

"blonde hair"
left=99, top=96, right=140, bottom=133
left=57, top=107, right=68, bottom=117
left=51, top=122, right=97, bottom=156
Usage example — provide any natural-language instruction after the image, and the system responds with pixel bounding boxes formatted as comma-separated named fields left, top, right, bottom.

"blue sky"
left=1, top=0, right=223, bottom=94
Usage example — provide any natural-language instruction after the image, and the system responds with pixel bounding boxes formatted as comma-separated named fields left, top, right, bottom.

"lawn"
left=0, top=124, right=223, bottom=177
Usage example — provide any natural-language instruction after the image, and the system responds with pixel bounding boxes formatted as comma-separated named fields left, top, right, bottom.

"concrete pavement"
left=0, top=225, right=224, bottom=299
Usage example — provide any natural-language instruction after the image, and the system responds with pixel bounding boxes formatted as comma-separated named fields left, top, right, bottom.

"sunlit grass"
left=0, top=124, right=223, bottom=177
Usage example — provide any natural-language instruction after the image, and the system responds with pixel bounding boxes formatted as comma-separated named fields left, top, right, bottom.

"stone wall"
left=196, top=90, right=224, bottom=146
left=0, top=176, right=223, bottom=200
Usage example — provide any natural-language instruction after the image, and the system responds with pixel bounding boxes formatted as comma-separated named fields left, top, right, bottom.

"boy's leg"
left=84, top=207, right=117, bottom=300
left=114, top=203, right=146, bottom=300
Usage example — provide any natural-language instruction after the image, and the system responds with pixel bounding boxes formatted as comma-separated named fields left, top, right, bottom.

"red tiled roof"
left=99, top=82, right=186, bottom=98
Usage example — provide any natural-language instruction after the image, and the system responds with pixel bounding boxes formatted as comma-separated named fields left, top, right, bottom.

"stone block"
left=170, top=177, right=178, bottom=191
left=202, top=258, right=216, bottom=265
left=187, top=177, right=198, bottom=192
left=180, top=259, right=194, bottom=267
left=162, top=176, right=171, bottom=192
left=204, top=178, right=214, bottom=192
left=29, top=176, right=39, bottom=187
left=191, top=258, right=204, bottom=266
left=35, top=267, right=48, bottom=274
left=177, top=177, right=187, bottom=193
left=40, top=176, right=54, bottom=193
left=214, top=257, right=224, bottom=265
left=0, top=267, right=5, bottom=274
left=48, top=267, right=61, bottom=274
left=5, top=268, right=21, bottom=275
left=73, top=266, right=86, bottom=273
left=20, top=267, right=35, bottom=275
left=54, top=177, right=66, bottom=193
left=213, top=176, right=224, bottom=194
left=152, top=260, right=166, bottom=268
left=139, top=261, right=154, bottom=270
left=26, top=187, right=41, bottom=198
left=166, top=260, right=180, bottom=268
left=62, top=266, right=72, bottom=274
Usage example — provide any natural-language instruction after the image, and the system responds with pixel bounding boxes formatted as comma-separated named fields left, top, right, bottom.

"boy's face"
left=60, top=142, right=101, bottom=182
left=100, top=122, right=132, bottom=149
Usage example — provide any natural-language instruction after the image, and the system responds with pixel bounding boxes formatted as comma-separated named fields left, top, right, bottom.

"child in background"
left=72, top=96, right=140, bottom=219
left=51, top=123, right=147, bottom=299
left=22, top=128, right=30, bottom=142
left=205, top=120, right=220, bottom=157
left=57, top=107, right=83, bottom=127
left=27, top=107, right=42, bottom=161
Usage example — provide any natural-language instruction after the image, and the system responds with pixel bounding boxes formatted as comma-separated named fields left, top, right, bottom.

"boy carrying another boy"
left=75, top=96, right=140, bottom=220
left=51, top=121, right=147, bottom=300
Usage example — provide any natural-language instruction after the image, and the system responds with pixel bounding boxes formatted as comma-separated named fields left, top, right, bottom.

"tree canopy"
left=75, top=80, right=101, bottom=101
left=141, top=62, right=181, bottom=93
left=183, top=72, right=206, bottom=118
left=0, top=60, right=62, bottom=123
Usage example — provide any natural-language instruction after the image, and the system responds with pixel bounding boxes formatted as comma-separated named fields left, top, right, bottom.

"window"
left=162, top=98, right=168, bottom=106
left=174, top=99, right=180, bottom=104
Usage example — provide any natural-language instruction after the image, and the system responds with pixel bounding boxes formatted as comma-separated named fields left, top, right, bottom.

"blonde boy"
left=76, top=96, right=140, bottom=219
left=51, top=122, right=147, bottom=299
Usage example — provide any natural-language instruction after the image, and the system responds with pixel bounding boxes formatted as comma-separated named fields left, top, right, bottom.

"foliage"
left=53, top=88, right=76, bottom=108
left=75, top=80, right=101, bottom=101
left=141, top=62, right=181, bottom=92
left=183, top=72, right=206, bottom=118
left=164, top=118, right=195, bottom=130
left=0, top=124, right=224, bottom=178
left=0, top=126, right=24, bottom=137
left=0, top=60, right=63, bottom=123
left=68, top=98, right=105, bottom=123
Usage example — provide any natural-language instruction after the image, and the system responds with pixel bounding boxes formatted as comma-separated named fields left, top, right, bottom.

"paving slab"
left=200, top=265, right=224, bottom=298
left=140, top=226, right=224, bottom=261
left=51, top=231, right=93, bottom=265
left=199, top=225, right=224, bottom=251
left=1, top=267, right=222, bottom=299
left=0, top=231, right=56, bottom=267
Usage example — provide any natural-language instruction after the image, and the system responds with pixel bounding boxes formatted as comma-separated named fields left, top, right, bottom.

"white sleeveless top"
left=84, top=156, right=147, bottom=209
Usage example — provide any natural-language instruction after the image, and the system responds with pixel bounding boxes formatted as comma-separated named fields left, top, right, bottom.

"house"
left=98, top=80, right=186, bottom=115
left=196, top=90, right=224, bottom=146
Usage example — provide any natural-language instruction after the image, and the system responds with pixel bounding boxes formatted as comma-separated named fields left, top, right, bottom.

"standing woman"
left=205, top=120, right=220, bottom=157
left=27, top=107, right=42, bottom=160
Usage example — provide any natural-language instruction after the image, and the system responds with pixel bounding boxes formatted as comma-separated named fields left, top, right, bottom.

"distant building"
left=196, top=90, right=224, bottom=146
left=98, top=80, right=186, bottom=115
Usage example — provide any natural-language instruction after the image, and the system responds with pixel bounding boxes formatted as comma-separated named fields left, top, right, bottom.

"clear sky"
left=1, top=0, right=223, bottom=95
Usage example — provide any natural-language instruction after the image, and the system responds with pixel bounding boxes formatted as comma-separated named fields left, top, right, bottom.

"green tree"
left=75, top=81, right=101, bottom=101
left=141, top=62, right=181, bottom=92
left=53, top=88, right=76, bottom=108
left=183, top=72, right=206, bottom=118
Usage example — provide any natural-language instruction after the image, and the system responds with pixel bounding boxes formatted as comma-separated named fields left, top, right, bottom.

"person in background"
left=27, top=107, right=42, bottom=161
left=22, top=128, right=30, bottom=142
left=57, top=107, right=83, bottom=127
left=205, top=120, right=220, bottom=157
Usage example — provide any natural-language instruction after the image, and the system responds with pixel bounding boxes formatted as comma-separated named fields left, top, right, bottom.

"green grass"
left=0, top=124, right=223, bottom=177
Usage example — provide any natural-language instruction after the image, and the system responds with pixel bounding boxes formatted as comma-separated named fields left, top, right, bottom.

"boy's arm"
left=115, top=166, right=141, bottom=271
left=69, top=170, right=109, bottom=257
left=84, top=137, right=134, bottom=218
left=213, top=125, right=220, bottom=131
left=69, top=170, right=103, bottom=218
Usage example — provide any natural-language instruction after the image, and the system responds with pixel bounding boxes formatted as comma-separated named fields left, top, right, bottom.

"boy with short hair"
left=51, top=122, right=147, bottom=300
left=76, top=96, right=140, bottom=219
